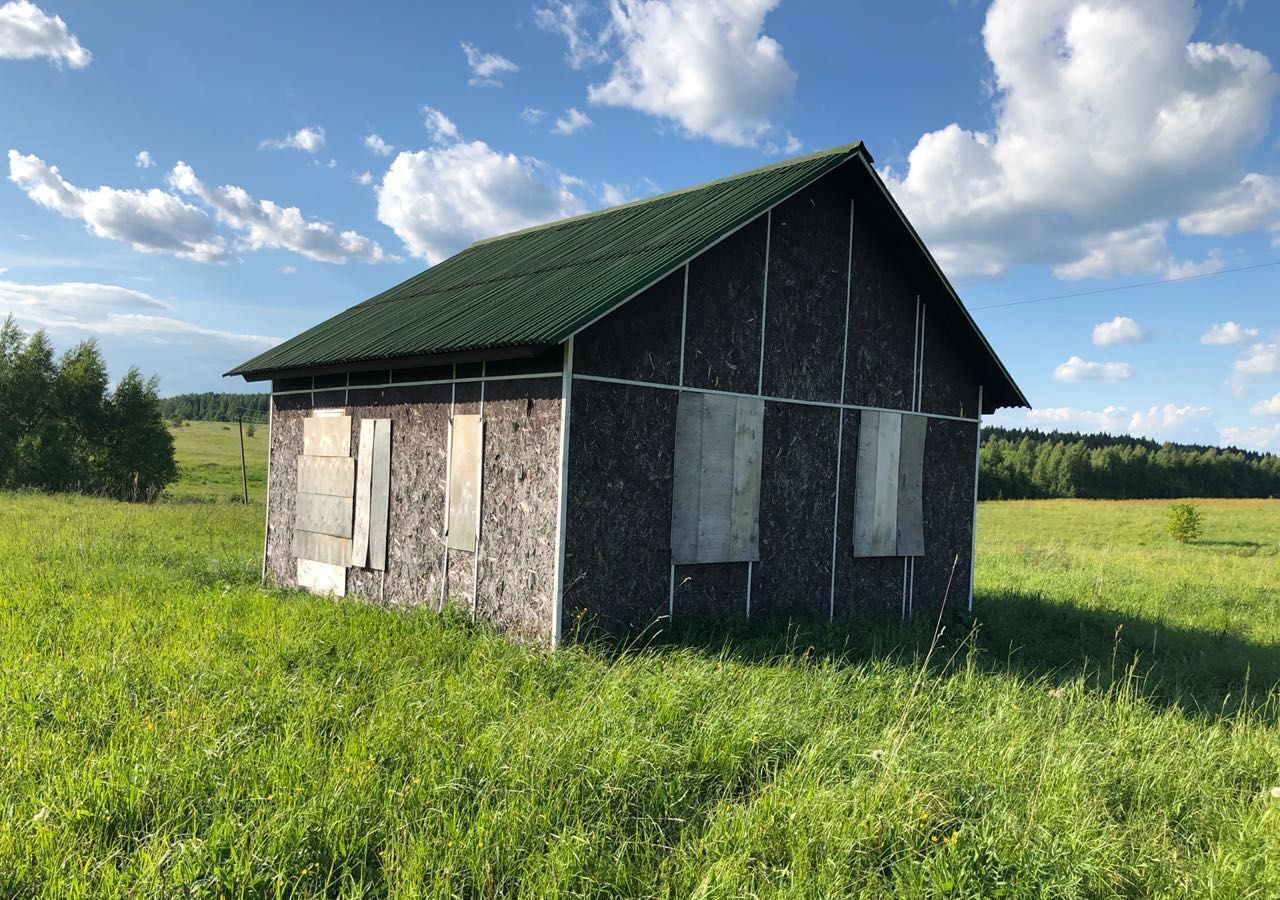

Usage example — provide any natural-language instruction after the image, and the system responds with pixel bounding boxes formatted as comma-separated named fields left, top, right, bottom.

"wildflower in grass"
left=869, top=749, right=886, bottom=762
left=1048, top=688, right=1066, bottom=699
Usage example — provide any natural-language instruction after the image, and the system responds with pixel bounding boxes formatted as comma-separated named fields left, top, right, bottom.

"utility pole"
left=238, top=414, right=249, bottom=504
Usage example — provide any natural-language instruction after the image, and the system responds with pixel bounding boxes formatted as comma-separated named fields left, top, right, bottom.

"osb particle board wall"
left=265, top=380, right=563, bottom=644
left=562, top=164, right=983, bottom=636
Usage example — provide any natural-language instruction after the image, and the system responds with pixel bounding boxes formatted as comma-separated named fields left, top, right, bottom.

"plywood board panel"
left=670, top=392, right=704, bottom=564
left=295, top=491, right=354, bottom=539
left=350, top=419, right=374, bottom=567
left=728, top=396, right=764, bottom=561
left=296, top=456, right=355, bottom=497
left=896, top=413, right=926, bottom=556
left=852, top=410, right=880, bottom=556
left=297, top=558, right=346, bottom=597
left=446, top=413, right=482, bottom=552
left=695, top=393, right=736, bottom=562
left=292, top=530, right=352, bottom=568
left=303, top=415, right=351, bottom=457
left=369, top=418, right=392, bottom=570
left=871, top=412, right=902, bottom=556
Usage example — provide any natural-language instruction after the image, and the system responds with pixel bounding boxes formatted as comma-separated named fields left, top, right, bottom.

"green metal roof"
left=227, top=142, right=868, bottom=379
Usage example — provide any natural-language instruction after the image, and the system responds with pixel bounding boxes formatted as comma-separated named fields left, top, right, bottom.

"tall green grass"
left=0, top=444, right=1277, bottom=895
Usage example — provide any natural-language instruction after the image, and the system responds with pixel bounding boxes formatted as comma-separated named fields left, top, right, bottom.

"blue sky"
left=2, top=0, right=1279, bottom=449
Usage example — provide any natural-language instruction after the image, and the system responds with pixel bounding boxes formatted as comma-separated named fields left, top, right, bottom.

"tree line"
left=160, top=391, right=268, bottom=423
left=979, top=427, right=1280, bottom=500
left=0, top=317, right=176, bottom=500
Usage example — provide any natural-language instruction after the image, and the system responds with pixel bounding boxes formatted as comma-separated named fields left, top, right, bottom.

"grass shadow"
left=603, top=589, right=1280, bottom=724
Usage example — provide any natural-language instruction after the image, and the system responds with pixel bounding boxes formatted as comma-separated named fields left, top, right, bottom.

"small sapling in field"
left=1166, top=502, right=1202, bottom=543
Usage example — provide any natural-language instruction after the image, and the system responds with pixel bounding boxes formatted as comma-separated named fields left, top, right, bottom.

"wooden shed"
left=229, top=142, right=1027, bottom=644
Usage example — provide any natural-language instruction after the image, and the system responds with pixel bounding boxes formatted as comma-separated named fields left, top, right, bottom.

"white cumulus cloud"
left=1092, top=315, right=1147, bottom=347
left=461, top=41, right=518, bottom=86
left=134, top=150, right=155, bottom=169
left=881, top=0, right=1280, bottom=279
left=993, top=402, right=1216, bottom=444
left=8, top=149, right=229, bottom=262
left=1052, top=355, right=1134, bottom=383
left=535, top=1, right=610, bottom=68
left=259, top=126, right=326, bottom=153
left=1218, top=423, right=1280, bottom=452
left=0, top=0, right=89, bottom=67
left=364, top=133, right=394, bottom=156
left=168, top=162, right=394, bottom=265
left=375, top=110, right=588, bottom=265
left=1201, top=321, right=1259, bottom=345
left=541, top=0, right=796, bottom=147
left=351, top=170, right=374, bottom=186
left=0, top=278, right=279, bottom=351
left=1251, top=392, right=1280, bottom=417
left=1233, top=342, right=1280, bottom=376
left=552, top=107, right=592, bottom=135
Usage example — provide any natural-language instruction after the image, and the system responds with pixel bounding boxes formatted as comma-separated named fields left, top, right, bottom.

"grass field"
left=0, top=425, right=1277, bottom=897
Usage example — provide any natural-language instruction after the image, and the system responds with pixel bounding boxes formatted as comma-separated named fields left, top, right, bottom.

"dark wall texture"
left=562, top=378, right=676, bottom=637
left=562, top=165, right=986, bottom=633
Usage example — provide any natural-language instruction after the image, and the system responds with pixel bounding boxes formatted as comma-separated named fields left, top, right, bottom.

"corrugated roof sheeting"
left=228, top=146, right=858, bottom=377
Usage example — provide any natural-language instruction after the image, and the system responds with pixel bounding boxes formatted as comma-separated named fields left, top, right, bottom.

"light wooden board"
left=292, top=530, right=353, bottom=567
left=728, top=397, right=764, bottom=561
left=896, top=413, right=927, bottom=556
left=671, top=392, right=764, bottom=564
left=853, top=410, right=881, bottom=556
left=446, top=414, right=482, bottom=552
left=297, top=558, right=346, bottom=597
left=696, top=393, right=736, bottom=562
left=369, top=418, right=392, bottom=570
left=296, top=456, right=355, bottom=497
left=350, top=420, right=374, bottom=567
left=870, top=412, right=902, bottom=556
left=670, top=393, right=704, bottom=564
left=303, top=415, right=351, bottom=457
left=295, top=491, right=354, bottom=539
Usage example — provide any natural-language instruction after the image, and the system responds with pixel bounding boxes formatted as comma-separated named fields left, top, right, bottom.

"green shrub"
left=1167, top=502, right=1202, bottom=543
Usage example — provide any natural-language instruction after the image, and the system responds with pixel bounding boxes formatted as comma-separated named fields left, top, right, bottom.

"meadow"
left=0, top=424, right=1276, bottom=897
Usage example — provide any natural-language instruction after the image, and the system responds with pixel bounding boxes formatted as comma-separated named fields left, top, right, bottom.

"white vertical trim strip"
left=829, top=197, right=855, bottom=622
left=746, top=209, right=772, bottom=618
left=908, top=558, right=915, bottom=618
left=757, top=210, right=771, bottom=396
left=911, top=296, right=920, bottom=412
left=669, top=265, right=690, bottom=623
left=261, top=396, right=274, bottom=583
left=678, top=263, right=689, bottom=388
left=900, top=557, right=908, bottom=621
left=551, top=337, right=574, bottom=648
left=472, top=367, right=485, bottom=623
left=969, top=384, right=983, bottom=614
left=916, top=304, right=927, bottom=412
left=439, top=370, right=456, bottom=611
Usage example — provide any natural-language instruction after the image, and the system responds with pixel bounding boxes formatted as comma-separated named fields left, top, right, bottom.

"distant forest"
left=979, top=427, right=1280, bottom=500
left=161, top=392, right=268, bottom=422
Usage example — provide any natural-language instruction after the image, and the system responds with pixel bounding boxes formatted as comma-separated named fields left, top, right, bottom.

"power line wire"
left=970, top=259, right=1280, bottom=311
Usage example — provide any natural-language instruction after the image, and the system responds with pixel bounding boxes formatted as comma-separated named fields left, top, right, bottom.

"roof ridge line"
left=470, top=141, right=866, bottom=248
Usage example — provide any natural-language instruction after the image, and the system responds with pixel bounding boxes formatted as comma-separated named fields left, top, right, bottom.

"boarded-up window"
left=853, top=410, right=926, bottom=557
left=294, top=412, right=354, bottom=595
left=351, top=418, right=393, bottom=570
left=445, top=413, right=483, bottom=552
left=671, top=392, right=764, bottom=564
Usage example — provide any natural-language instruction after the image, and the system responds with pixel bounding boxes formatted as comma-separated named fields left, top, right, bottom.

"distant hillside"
left=979, top=427, right=1280, bottom=500
left=160, top=392, right=268, bottom=422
